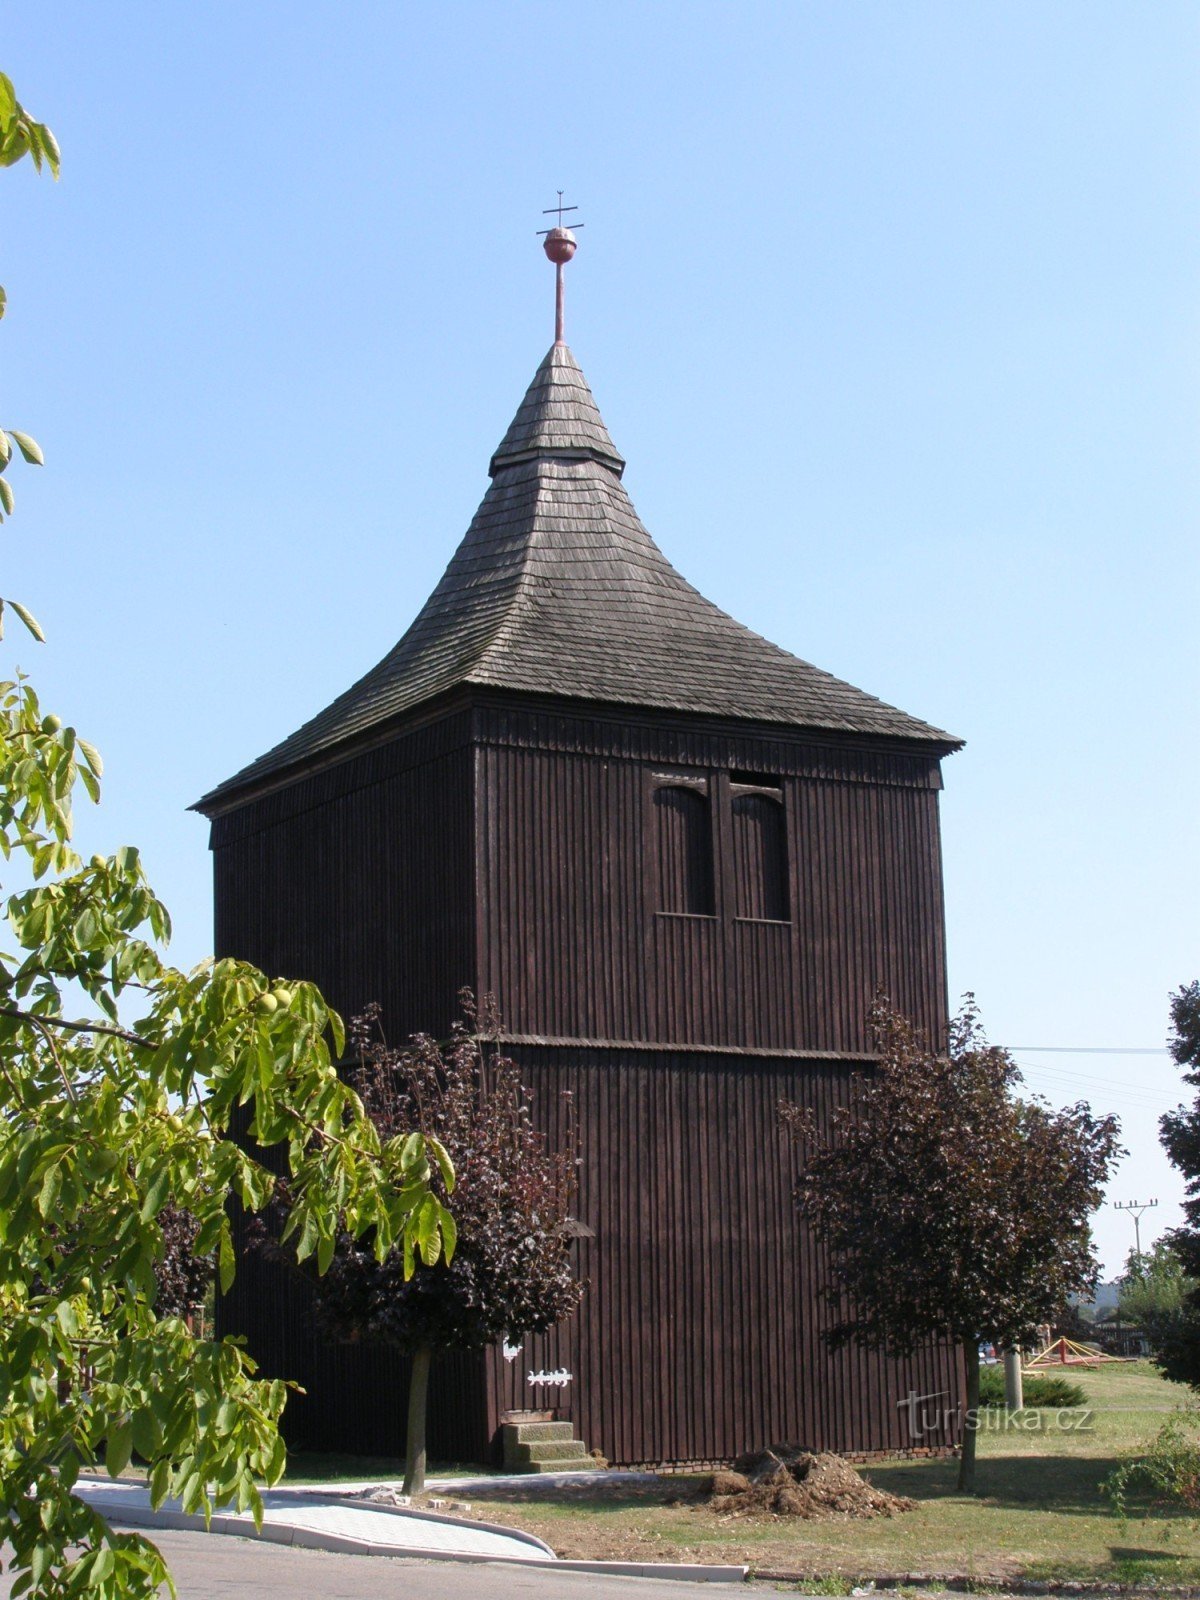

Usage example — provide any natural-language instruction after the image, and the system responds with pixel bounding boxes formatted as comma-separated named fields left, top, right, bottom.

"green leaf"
left=313, top=1224, right=335, bottom=1274
left=218, top=1223, right=235, bottom=1293
left=54, top=1299, right=79, bottom=1338
left=140, top=1162, right=171, bottom=1222
left=439, top=1203, right=458, bottom=1263
left=0, top=431, right=10, bottom=467
left=0, top=74, right=15, bottom=129
left=132, top=1406, right=162, bottom=1461
left=106, top=1417, right=133, bottom=1479
left=416, top=1194, right=442, bottom=1266
left=426, top=1133, right=456, bottom=1193
left=295, top=1208, right=318, bottom=1263
left=149, top=1457, right=172, bottom=1508
left=37, top=1160, right=62, bottom=1217
left=9, top=601, right=44, bottom=642
left=0, top=477, right=12, bottom=515
left=10, top=431, right=42, bottom=465
left=79, top=738, right=104, bottom=777
left=39, top=124, right=61, bottom=179
left=0, top=126, right=30, bottom=168
left=29, top=1542, right=51, bottom=1588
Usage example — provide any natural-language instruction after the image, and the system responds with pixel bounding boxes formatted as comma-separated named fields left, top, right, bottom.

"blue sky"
left=3, top=3, right=1197, bottom=1275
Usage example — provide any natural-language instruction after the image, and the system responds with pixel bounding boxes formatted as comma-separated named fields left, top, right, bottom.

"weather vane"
left=537, top=191, right=584, bottom=346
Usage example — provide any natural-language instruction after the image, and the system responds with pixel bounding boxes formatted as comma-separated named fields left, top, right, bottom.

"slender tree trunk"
left=957, top=1339, right=981, bottom=1493
left=402, top=1346, right=432, bottom=1497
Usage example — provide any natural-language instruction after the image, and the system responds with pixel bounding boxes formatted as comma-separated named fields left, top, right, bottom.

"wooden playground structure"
left=1023, top=1335, right=1133, bottom=1371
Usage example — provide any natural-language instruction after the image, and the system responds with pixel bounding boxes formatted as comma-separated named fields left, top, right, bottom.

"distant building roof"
left=198, top=343, right=959, bottom=812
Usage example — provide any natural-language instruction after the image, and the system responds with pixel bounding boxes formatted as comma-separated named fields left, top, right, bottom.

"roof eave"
left=488, top=444, right=625, bottom=479
left=192, top=681, right=962, bottom=821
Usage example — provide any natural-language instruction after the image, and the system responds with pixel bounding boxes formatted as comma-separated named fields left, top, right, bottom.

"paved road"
left=1, top=1529, right=752, bottom=1599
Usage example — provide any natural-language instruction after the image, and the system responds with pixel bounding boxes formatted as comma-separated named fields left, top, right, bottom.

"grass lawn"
left=432, top=1362, right=1200, bottom=1585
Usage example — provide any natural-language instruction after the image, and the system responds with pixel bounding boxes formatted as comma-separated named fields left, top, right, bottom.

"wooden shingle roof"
left=198, top=344, right=958, bottom=810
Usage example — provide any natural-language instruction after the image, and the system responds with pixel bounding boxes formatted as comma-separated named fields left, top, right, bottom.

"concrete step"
left=511, top=1439, right=593, bottom=1466
left=508, top=1421, right=575, bottom=1444
left=500, top=1417, right=593, bottom=1473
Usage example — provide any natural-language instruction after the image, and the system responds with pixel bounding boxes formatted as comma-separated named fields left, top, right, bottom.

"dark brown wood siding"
left=653, top=785, right=716, bottom=916
left=210, top=713, right=486, bottom=1462
left=475, top=708, right=949, bottom=1055
left=486, top=1047, right=963, bottom=1467
left=731, top=792, right=788, bottom=921
left=205, top=691, right=957, bottom=1467
left=211, top=712, right=476, bottom=1041
left=219, top=1242, right=490, bottom=1461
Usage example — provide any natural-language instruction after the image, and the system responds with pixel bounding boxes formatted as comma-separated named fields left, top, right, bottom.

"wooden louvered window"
left=654, top=785, right=715, bottom=916
left=731, top=789, right=789, bottom=922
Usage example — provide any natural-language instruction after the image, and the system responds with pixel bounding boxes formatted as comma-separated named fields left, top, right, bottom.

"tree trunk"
left=402, top=1346, right=432, bottom=1497
left=957, top=1339, right=981, bottom=1493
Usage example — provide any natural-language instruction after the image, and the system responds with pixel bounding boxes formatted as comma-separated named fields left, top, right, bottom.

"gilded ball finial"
left=542, top=226, right=577, bottom=266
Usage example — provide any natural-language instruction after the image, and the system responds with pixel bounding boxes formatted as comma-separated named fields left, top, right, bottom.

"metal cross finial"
left=537, top=191, right=583, bottom=233
left=537, top=192, right=583, bottom=346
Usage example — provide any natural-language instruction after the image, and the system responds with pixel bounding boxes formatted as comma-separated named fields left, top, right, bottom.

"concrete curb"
left=278, top=1487, right=557, bottom=1556
left=79, top=1482, right=748, bottom=1586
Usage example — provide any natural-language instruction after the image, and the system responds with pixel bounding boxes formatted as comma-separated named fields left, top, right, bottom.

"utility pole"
left=1113, top=1198, right=1159, bottom=1266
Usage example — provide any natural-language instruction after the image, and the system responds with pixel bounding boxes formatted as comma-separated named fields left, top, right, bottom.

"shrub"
left=978, top=1366, right=1086, bottom=1408
left=1105, top=1405, right=1200, bottom=1518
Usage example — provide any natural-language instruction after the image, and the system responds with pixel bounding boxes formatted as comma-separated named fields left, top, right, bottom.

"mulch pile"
left=706, top=1446, right=915, bottom=1520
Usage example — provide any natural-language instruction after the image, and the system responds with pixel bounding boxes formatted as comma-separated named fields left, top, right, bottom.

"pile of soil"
left=706, top=1446, right=914, bottom=1520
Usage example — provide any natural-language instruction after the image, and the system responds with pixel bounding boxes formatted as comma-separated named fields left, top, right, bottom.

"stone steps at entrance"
left=500, top=1420, right=593, bottom=1472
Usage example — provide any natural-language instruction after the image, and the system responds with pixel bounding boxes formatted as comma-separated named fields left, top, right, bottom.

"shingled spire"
left=198, top=238, right=957, bottom=814
left=489, top=344, right=625, bottom=478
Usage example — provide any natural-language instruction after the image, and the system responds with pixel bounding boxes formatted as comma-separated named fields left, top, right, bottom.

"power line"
left=1017, top=1062, right=1177, bottom=1100
left=1008, top=1046, right=1169, bottom=1055
left=1016, top=1061, right=1172, bottom=1095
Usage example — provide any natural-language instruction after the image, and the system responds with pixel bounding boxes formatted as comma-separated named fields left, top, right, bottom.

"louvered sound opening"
left=732, top=791, right=789, bottom=921
left=653, top=786, right=715, bottom=916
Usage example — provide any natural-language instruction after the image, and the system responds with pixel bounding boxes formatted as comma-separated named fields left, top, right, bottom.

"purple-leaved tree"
left=783, top=996, right=1122, bottom=1492
left=262, top=994, right=583, bottom=1494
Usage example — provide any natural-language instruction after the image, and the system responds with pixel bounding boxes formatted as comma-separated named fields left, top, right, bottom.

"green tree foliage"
left=1149, top=982, right=1200, bottom=1386
left=1116, top=1239, right=1195, bottom=1351
left=783, top=997, right=1122, bottom=1493
left=0, top=76, right=453, bottom=1599
left=261, top=998, right=583, bottom=1495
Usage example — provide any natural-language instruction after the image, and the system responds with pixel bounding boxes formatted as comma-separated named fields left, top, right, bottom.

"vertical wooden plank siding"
left=491, top=1048, right=962, bottom=1467
left=653, top=786, right=717, bottom=915
left=731, top=793, right=788, bottom=921
left=207, top=695, right=957, bottom=1466
left=212, top=724, right=476, bottom=1042
left=476, top=733, right=949, bottom=1054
